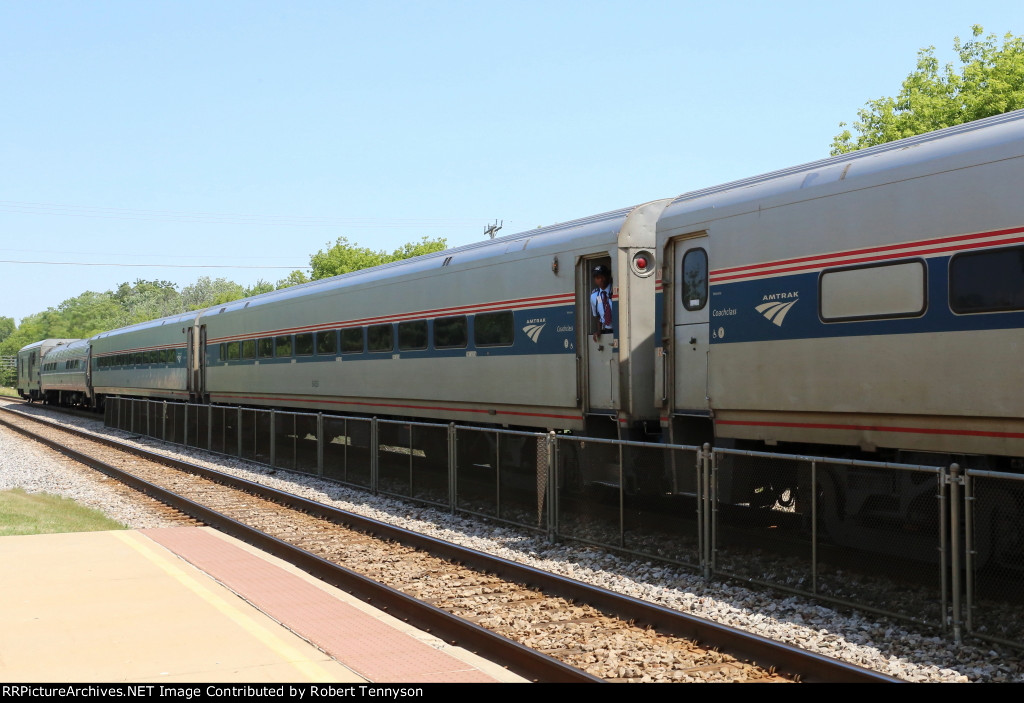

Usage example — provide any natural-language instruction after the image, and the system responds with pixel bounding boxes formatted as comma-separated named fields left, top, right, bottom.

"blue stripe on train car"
left=708, top=255, right=1024, bottom=344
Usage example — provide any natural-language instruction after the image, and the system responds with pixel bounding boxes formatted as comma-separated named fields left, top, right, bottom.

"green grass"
left=0, top=387, right=20, bottom=398
left=0, top=488, right=127, bottom=536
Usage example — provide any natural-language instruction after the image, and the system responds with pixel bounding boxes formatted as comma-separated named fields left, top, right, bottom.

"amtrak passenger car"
left=17, top=339, right=77, bottom=402
left=197, top=199, right=670, bottom=437
left=38, top=338, right=93, bottom=407
left=656, top=111, right=1024, bottom=464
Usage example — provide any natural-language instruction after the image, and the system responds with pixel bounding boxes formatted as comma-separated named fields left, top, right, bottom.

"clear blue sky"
left=2, top=2, right=1021, bottom=323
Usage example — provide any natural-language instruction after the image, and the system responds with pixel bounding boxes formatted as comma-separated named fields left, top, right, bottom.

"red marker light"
left=636, top=257, right=648, bottom=270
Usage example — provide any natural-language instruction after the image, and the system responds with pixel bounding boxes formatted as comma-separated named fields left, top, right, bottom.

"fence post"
left=370, top=417, right=379, bottom=495
left=618, top=438, right=625, bottom=548
left=207, top=404, right=212, bottom=450
left=948, top=463, right=963, bottom=644
left=237, top=406, right=243, bottom=458
left=547, top=432, right=558, bottom=544
left=811, top=460, right=818, bottom=595
left=130, top=399, right=135, bottom=434
left=495, top=433, right=502, bottom=521
left=270, top=409, right=276, bottom=467
left=963, top=468, right=974, bottom=635
left=183, top=403, right=189, bottom=446
left=448, top=423, right=456, bottom=515
left=317, top=412, right=324, bottom=477
left=162, top=400, right=167, bottom=441
left=408, top=423, right=414, bottom=498
left=702, top=443, right=712, bottom=580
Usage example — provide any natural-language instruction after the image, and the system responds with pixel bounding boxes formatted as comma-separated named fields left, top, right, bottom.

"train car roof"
left=662, top=109, right=1024, bottom=220
left=89, top=311, right=200, bottom=341
left=197, top=204, right=641, bottom=317
left=18, top=338, right=78, bottom=354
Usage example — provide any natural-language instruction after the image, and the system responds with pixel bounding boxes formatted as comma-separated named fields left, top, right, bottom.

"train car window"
left=226, top=341, right=241, bottom=360
left=474, top=311, right=514, bottom=347
left=258, top=338, right=274, bottom=358
left=242, top=340, right=256, bottom=359
left=219, top=343, right=226, bottom=361
left=316, top=330, right=337, bottom=355
left=341, top=328, right=364, bottom=354
left=275, top=335, right=293, bottom=357
left=821, top=259, right=926, bottom=321
left=398, top=321, right=428, bottom=351
left=950, top=246, right=1024, bottom=314
left=367, top=324, right=394, bottom=352
left=294, top=332, right=314, bottom=356
left=681, top=248, right=708, bottom=311
left=433, top=316, right=468, bottom=349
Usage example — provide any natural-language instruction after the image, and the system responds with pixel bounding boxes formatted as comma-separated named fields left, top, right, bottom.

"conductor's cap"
left=592, top=265, right=611, bottom=277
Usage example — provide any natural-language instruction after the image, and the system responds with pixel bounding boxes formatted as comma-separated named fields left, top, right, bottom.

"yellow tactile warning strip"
left=0, top=530, right=364, bottom=683
left=141, top=527, right=501, bottom=683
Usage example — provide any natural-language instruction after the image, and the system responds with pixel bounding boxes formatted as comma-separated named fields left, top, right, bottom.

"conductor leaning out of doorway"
left=590, top=264, right=614, bottom=342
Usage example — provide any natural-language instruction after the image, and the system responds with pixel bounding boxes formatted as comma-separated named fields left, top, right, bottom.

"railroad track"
left=0, top=402, right=900, bottom=683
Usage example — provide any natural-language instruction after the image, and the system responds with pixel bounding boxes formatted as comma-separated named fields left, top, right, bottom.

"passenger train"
left=15, top=109, right=1024, bottom=559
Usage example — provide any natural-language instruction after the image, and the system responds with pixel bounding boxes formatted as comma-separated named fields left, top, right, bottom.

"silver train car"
left=37, top=338, right=92, bottom=406
left=657, top=110, right=1024, bottom=463
left=653, top=110, right=1024, bottom=562
left=16, top=338, right=77, bottom=402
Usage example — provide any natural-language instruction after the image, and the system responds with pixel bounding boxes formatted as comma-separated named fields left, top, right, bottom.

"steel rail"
left=1, top=404, right=902, bottom=683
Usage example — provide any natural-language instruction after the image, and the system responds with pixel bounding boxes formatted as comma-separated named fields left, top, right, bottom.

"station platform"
left=0, top=527, right=524, bottom=683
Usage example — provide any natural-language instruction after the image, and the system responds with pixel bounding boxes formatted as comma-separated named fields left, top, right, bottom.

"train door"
left=85, top=346, right=93, bottom=395
left=672, top=235, right=710, bottom=413
left=186, top=326, right=194, bottom=398
left=198, top=324, right=207, bottom=400
left=580, top=255, right=618, bottom=414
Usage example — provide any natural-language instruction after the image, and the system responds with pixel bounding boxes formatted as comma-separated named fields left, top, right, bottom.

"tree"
left=180, top=276, right=246, bottom=310
left=831, top=26, right=1024, bottom=155
left=309, top=236, right=447, bottom=280
left=0, top=317, right=14, bottom=345
left=275, top=270, right=310, bottom=290
left=111, top=279, right=183, bottom=326
left=245, top=279, right=276, bottom=296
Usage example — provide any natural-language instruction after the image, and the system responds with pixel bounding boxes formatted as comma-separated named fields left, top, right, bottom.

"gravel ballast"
left=4, top=400, right=1023, bottom=682
left=0, top=421, right=182, bottom=530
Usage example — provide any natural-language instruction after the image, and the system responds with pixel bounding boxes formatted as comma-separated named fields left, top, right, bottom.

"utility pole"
left=484, top=219, right=503, bottom=239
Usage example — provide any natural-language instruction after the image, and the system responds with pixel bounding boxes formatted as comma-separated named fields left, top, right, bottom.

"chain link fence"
left=553, top=436, right=704, bottom=569
left=712, top=449, right=947, bottom=629
left=965, top=469, right=1024, bottom=649
left=100, top=396, right=1024, bottom=646
left=0, top=356, right=16, bottom=388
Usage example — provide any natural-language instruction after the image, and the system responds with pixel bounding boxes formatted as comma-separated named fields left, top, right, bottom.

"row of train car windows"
left=97, top=349, right=178, bottom=368
left=818, top=249, right=1024, bottom=322
left=42, top=360, right=81, bottom=371
left=682, top=247, right=1024, bottom=320
left=216, top=312, right=514, bottom=361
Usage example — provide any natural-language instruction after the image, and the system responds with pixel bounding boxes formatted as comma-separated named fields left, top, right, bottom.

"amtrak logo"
left=522, top=323, right=546, bottom=343
left=755, top=293, right=798, bottom=326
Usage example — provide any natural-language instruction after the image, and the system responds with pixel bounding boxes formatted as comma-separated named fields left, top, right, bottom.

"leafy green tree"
left=111, top=279, right=183, bottom=326
left=0, top=317, right=14, bottom=345
left=275, top=270, right=310, bottom=289
left=180, top=276, right=246, bottom=310
left=245, top=279, right=276, bottom=296
left=309, top=236, right=447, bottom=280
left=831, top=26, right=1024, bottom=155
